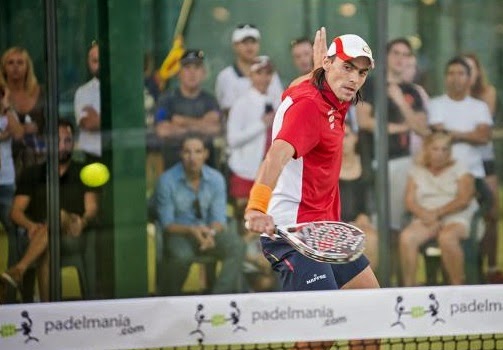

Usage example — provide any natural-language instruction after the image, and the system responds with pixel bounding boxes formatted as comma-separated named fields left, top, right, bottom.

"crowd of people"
left=0, top=22, right=501, bottom=304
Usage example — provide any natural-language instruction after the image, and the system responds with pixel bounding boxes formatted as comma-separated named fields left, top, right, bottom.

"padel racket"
left=275, top=221, right=365, bottom=264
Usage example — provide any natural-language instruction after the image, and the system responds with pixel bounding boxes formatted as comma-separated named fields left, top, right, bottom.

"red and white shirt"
left=268, top=80, right=350, bottom=226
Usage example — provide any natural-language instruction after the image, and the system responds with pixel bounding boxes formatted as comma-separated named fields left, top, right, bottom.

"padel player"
left=245, top=33, right=380, bottom=292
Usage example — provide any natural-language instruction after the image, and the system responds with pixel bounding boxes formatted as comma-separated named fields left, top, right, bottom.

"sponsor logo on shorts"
left=306, top=273, right=327, bottom=285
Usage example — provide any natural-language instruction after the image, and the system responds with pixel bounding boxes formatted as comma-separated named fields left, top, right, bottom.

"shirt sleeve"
left=155, top=175, right=175, bottom=228
left=208, top=172, right=227, bottom=225
left=427, top=100, right=443, bottom=125
left=275, top=98, right=320, bottom=158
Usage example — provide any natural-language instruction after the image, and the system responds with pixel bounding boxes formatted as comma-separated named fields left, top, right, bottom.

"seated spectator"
left=155, top=49, right=221, bottom=169
left=399, top=132, right=480, bottom=286
left=153, top=133, right=245, bottom=295
left=227, top=56, right=277, bottom=237
left=290, top=37, right=314, bottom=75
left=1, top=47, right=46, bottom=177
left=463, top=53, right=502, bottom=284
left=0, top=119, right=99, bottom=303
left=339, top=123, right=378, bottom=270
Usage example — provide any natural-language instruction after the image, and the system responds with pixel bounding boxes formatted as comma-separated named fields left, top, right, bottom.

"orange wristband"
left=245, top=183, right=272, bottom=214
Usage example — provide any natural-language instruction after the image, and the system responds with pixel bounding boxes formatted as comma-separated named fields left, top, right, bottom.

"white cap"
left=232, top=24, right=261, bottom=43
left=326, top=34, right=374, bottom=68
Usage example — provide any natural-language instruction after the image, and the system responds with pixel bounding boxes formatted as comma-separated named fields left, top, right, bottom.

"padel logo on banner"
left=391, top=293, right=445, bottom=329
left=190, top=301, right=247, bottom=344
left=0, top=310, right=39, bottom=344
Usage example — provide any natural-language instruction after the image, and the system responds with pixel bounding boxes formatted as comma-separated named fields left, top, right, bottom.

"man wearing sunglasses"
left=153, top=133, right=245, bottom=295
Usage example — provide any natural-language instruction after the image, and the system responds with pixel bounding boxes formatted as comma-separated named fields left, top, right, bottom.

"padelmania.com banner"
left=0, top=285, right=502, bottom=349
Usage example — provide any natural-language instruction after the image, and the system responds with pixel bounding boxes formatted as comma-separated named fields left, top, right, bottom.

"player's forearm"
left=255, top=141, right=294, bottom=189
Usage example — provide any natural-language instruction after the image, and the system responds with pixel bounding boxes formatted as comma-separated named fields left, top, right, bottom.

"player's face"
left=387, top=42, right=411, bottom=76
left=291, top=42, right=313, bottom=74
left=323, top=56, right=370, bottom=102
left=178, top=63, right=205, bottom=91
left=445, top=63, right=470, bottom=96
left=88, top=45, right=99, bottom=77
left=58, top=125, right=74, bottom=164
left=233, top=38, right=260, bottom=64
left=180, top=138, right=208, bottom=175
left=250, top=68, right=273, bottom=94
left=3, top=52, right=27, bottom=81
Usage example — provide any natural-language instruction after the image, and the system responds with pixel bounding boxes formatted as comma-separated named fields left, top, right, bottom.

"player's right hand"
left=244, top=210, right=276, bottom=238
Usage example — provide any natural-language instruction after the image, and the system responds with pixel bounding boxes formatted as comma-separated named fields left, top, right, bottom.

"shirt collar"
left=175, top=162, right=209, bottom=183
left=320, top=80, right=351, bottom=112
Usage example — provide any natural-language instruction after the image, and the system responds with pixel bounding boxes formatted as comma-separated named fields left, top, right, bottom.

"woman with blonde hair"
left=399, top=131, right=479, bottom=286
left=0, top=47, right=46, bottom=175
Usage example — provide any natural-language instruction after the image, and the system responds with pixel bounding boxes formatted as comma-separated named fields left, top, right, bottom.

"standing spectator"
left=339, top=123, right=378, bottom=270
left=227, top=56, right=277, bottom=236
left=399, top=132, right=479, bottom=286
left=356, top=38, right=429, bottom=233
left=153, top=133, right=245, bottom=295
left=0, top=47, right=46, bottom=177
left=463, top=54, right=501, bottom=283
left=428, top=57, right=493, bottom=182
left=74, top=41, right=101, bottom=158
left=215, top=24, right=283, bottom=115
left=155, top=49, right=221, bottom=169
left=0, top=84, right=24, bottom=303
left=1, top=119, right=99, bottom=303
left=402, top=53, right=430, bottom=155
left=290, top=37, right=314, bottom=75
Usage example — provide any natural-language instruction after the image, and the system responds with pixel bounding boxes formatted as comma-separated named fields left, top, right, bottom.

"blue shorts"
left=260, top=237, right=370, bottom=291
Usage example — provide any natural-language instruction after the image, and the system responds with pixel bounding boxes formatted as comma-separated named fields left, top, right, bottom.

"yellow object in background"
left=158, top=36, right=185, bottom=81
left=80, top=162, right=110, bottom=187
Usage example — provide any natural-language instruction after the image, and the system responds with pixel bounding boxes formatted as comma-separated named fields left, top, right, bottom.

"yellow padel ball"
left=80, top=162, right=110, bottom=187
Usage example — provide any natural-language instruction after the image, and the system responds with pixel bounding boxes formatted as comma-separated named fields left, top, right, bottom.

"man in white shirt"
left=214, top=24, right=283, bottom=115
left=429, top=56, right=493, bottom=180
left=74, top=42, right=101, bottom=157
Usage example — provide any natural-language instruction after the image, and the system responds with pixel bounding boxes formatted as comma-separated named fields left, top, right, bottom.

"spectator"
left=74, top=41, right=101, bottom=158
left=356, top=38, right=429, bottom=236
left=155, top=49, right=221, bottom=169
left=153, top=133, right=245, bottom=295
left=215, top=24, right=283, bottom=115
left=399, top=132, right=479, bottom=286
left=0, top=47, right=46, bottom=177
left=339, top=122, right=378, bottom=270
left=402, top=53, right=430, bottom=155
left=428, top=57, right=492, bottom=182
left=290, top=37, right=314, bottom=75
left=0, top=119, right=99, bottom=303
left=463, top=53, right=501, bottom=283
left=0, top=84, right=24, bottom=303
left=227, top=56, right=277, bottom=236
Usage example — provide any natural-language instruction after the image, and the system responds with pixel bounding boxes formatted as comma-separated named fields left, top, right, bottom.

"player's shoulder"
left=216, top=65, right=236, bottom=81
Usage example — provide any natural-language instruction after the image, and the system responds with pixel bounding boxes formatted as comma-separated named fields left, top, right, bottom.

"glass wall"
left=0, top=0, right=501, bottom=304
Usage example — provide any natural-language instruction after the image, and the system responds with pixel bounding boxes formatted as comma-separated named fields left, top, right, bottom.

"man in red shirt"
left=246, top=32, right=380, bottom=350
left=245, top=33, right=379, bottom=294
